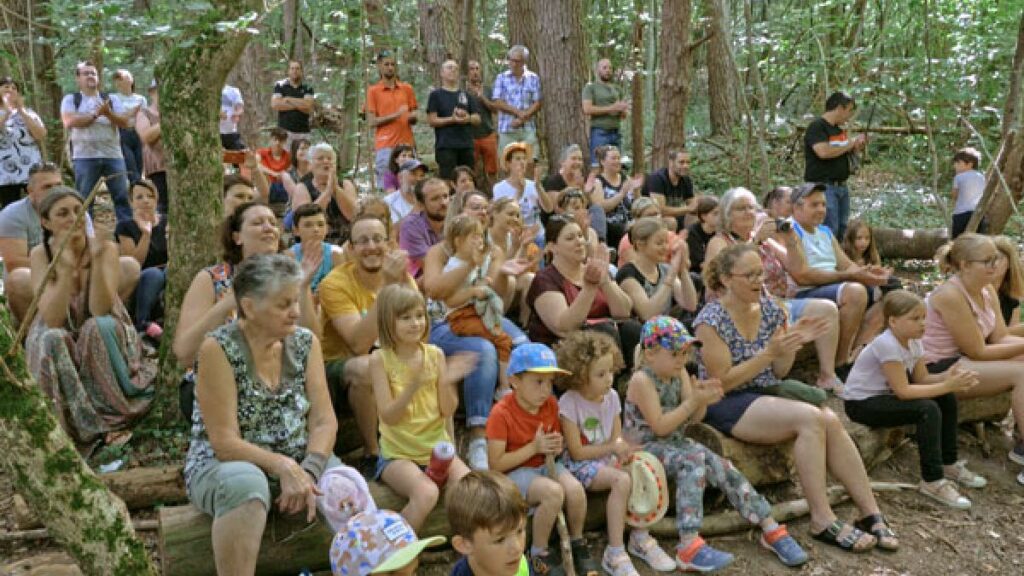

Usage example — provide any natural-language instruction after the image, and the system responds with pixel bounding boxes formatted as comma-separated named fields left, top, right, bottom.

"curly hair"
left=553, top=331, right=624, bottom=391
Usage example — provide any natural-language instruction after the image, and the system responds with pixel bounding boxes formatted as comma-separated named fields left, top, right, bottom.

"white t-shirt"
left=219, top=85, right=244, bottom=134
left=952, top=170, right=985, bottom=215
left=383, top=190, right=415, bottom=224
left=109, top=93, right=147, bottom=128
left=841, top=329, right=924, bottom=401
left=558, top=389, right=621, bottom=449
left=60, top=93, right=123, bottom=160
left=493, top=179, right=540, bottom=227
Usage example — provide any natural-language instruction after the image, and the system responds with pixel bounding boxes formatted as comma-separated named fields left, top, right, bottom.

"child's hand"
left=445, top=352, right=479, bottom=385
left=533, top=425, right=563, bottom=455
left=693, top=379, right=724, bottom=406
left=611, top=436, right=633, bottom=460
left=945, top=365, right=979, bottom=393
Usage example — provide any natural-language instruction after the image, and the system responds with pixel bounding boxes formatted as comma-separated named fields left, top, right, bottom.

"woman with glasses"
left=923, top=233, right=1024, bottom=474
left=590, top=145, right=642, bottom=248
left=696, top=243, right=897, bottom=553
left=0, top=77, right=46, bottom=207
left=291, top=142, right=357, bottom=245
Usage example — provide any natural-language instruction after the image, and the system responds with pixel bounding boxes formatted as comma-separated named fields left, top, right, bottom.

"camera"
left=775, top=218, right=792, bottom=233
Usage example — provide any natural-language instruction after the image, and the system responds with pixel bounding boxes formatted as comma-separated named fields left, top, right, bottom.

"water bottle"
left=425, top=441, right=456, bottom=488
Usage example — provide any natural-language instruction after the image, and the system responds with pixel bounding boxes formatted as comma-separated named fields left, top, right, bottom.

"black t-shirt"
left=999, top=290, right=1020, bottom=326
left=427, top=87, right=479, bottom=150
left=468, top=92, right=493, bottom=138
left=642, top=168, right=693, bottom=208
left=543, top=174, right=569, bottom=192
left=273, top=80, right=315, bottom=133
left=115, top=219, right=168, bottom=270
left=686, top=221, right=715, bottom=273
left=803, top=116, right=851, bottom=182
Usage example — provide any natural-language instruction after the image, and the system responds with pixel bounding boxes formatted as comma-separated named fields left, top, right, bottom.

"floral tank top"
left=622, top=367, right=688, bottom=445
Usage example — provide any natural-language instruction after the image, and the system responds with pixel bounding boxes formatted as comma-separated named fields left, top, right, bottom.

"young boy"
left=951, top=147, right=986, bottom=238
left=486, top=343, right=601, bottom=576
left=258, top=127, right=292, bottom=204
left=447, top=471, right=531, bottom=576
left=329, top=509, right=445, bottom=576
left=290, top=202, right=343, bottom=294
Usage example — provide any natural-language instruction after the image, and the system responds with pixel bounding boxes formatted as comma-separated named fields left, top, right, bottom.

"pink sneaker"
left=144, top=322, right=163, bottom=340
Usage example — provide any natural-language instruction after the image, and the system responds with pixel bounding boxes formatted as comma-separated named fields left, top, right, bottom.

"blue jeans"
left=429, top=318, right=528, bottom=428
left=588, top=204, right=608, bottom=242
left=589, top=127, right=621, bottom=166
left=119, top=128, right=143, bottom=183
left=73, top=157, right=132, bottom=224
left=823, top=183, right=850, bottom=239
left=133, top=267, right=165, bottom=330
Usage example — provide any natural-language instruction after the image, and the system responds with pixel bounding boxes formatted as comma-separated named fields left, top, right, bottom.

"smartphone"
left=223, top=150, right=246, bottom=165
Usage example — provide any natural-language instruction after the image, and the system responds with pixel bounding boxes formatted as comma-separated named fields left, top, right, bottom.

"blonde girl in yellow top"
left=369, top=284, right=478, bottom=530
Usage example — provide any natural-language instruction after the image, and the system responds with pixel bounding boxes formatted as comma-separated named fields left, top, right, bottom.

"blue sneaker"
left=1009, top=443, right=1024, bottom=466
left=675, top=537, right=734, bottom=573
left=760, top=525, right=808, bottom=567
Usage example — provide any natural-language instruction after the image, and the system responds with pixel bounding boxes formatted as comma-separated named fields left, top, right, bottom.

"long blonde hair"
left=934, top=233, right=993, bottom=274
left=993, top=235, right=1024, bottom=300
left=376, top=284, right=429, bottom=349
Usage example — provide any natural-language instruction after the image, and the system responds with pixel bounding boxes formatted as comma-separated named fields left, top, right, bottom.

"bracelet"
left=299, top=452, right=329, bottom=483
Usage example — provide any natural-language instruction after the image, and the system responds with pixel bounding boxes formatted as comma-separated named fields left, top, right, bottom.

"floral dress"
left=694, top=296, right=786, bottom=390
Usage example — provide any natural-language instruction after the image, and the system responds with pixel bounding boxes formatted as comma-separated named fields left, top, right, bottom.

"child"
left=369, top=284, right=477, bottom=531
left=115, top=179, right=167, bottom=340
left=623, top=316, right=808, bottom=572
left=843, top=219, right=902, bottom=301
left=258, top=127, right=292, bottom=204
left=554, top=332, right=674, bottom=575
left=951, top=147, right=986, bottom=238
left=290, top=203, right=343, bottom=294
left=447, top=470, right=532, bottom=576
left=841, top=290, right=986, bottom=508
left=330, top=509, right=446, bottom=576
left=444, top=214, right=514, bottom=392
left=486, top=343, right=602, bottom=576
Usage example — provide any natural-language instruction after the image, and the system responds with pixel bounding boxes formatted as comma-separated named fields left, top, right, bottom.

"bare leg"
left=820, top=408, right=880, bottom=516
left=6, top=267, right=32, bottom=326
left=836, top=283, right=868, bottom=366
left=586, top=466, right=631, bottom=547
left=212, top=500, right=267, bottom=576
left=853, top=301, right=884, bottom=353
left=118, top=256, right=140, bottom=301
left=381, top=460, right=440, bottom=531
left=558, top=470, right=588, bottom=540
left=526, top=476, right=564, bottom=553
left=801, top=299, right=839, bottom=384
left=344, top=356, right=380, bottom=455
left=956, top=358, right=1024, bottom=438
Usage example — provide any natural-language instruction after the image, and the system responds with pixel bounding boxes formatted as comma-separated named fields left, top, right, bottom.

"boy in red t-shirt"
left=486, top=343, right=600, bottom=576
left=258, top=127, right=292, bottom=203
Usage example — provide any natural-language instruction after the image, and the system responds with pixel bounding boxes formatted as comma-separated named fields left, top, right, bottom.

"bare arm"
left=932, top=285, right=1024, bottom=360
left=421, top=244, right=473, bottom=300
left=333, top=179, right=358, bottom=221
left=883, top=360, right=960, bottom=400
left=117, top=226, right=151, bottom=265
left=371, top=350, right=429, bottom=425
left=86, top=239, right=119, bottom=318
left=173, top=271, right=237, bottom=367
left=562, top=415, right=619, bottom=461
left=31, top=245, right=74, bottom=328
left=0, top=238, right=30, bottom=271
left=304, top=337, right=339, bottom=456
left=135, top=109, right=161, bottom=145
left=19, top=109, right=47, bottom=142
left=624, top=371, right=702, bottom=437
left=812, top=140, right=855, bottom=159
left=533, top=288, right=600, bottom=337
left=695, top=323, right=793, bottom=392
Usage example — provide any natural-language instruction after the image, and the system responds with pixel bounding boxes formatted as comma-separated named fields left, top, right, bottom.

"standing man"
left=271, top=60, right=316, bottom=149
left=366, top=50, right=418, bottom=190
left=642, top=149, right=696, bottom=231
left=491, top=45, right=542, bottom=162
left=60, top=61, right=133, bottom=224
left=582, top=58, right=629, bottom=166
left=467, top=60, right=499, bottom=184
left=804, top=91, right=865, bottom=239
left=428, top=60, right=481, bottom=181
left=219, top=84, right=245, bottom=151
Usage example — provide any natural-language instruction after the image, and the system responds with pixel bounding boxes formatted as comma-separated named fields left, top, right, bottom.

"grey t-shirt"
left=0, top=197, right=42, bottom=251
left=952, top=170, right=985, bottom=215
left=841, top=329, right=923, bottom=401
left=60, top=93, right=123, bottom=159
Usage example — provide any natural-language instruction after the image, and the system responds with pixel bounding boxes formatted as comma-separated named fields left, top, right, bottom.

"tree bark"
left=5, top=0, right=64, bottom=162
left=533, top=0, right=589, bottom=169
left=705, top=0, right=738, bottom=136
left=651, top=0, right=693, bottom=170
left=228, top=40, right=274, bottom=151
left=507, top=0, right=538, bottom=70
left=629, top=11, right=646, bottom=174
left=0, top=300, right=158, bottom=575
left=418, top=0, right=460, bottom=87
left=872, top=227, right=948, bottom=260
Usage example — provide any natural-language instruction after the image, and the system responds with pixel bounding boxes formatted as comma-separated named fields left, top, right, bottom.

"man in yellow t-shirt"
left=319, top=215, right=415, bottom=473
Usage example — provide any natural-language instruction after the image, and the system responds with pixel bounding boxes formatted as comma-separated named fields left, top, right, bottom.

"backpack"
left=64, top=91, right=110, bottom=161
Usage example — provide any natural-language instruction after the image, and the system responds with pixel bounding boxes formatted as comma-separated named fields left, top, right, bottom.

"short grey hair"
left=508, top=45, right=529, bottom=60
left=718, top=187, right=759, bottom=232
left=232, top=253, right=304, bottom=318
left=559, top=144, right=582, bottom=166
left=308, top=142, right=336, bottom=164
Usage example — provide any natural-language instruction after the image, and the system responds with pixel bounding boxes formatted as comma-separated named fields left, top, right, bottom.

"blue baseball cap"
left=507, top=343, right=572, bottom=376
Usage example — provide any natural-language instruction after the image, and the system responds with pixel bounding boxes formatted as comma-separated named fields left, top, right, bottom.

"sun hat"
left=507, top=342, right=571, bottom=376
left=501, top=141, right=532, bottom=165
left=329, top=510, right=445, bottom=576
left=318, top=465, right=377, bottom=533
left=640, top=315, right=701, bottom=352
left=625, top=451, right=670, bottom=528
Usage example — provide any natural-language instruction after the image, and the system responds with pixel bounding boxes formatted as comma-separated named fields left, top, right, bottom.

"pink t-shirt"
left=922, top=276, right=997, bottom=363
left=557, top=389, right=621, bottom=448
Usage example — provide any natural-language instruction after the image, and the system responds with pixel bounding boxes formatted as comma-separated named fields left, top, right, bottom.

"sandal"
left=811, top=519, right=876, bottom=553
left=854, top=513, right=899, bottom=551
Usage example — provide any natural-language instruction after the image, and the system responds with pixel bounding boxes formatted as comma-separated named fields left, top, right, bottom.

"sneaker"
left=144, top=322, right=164, bottom=341
left=1009, top=443, right=1024, bottom=466
left=944, top=460, right=987, bottom=488
left=627, top=531, right=675, bottom=572
left=1017, top=471, right=1024, bottom=486
left=675, top=537, right=734, bottom=573
left=919, top=479, right=971, bottom=509
left=530, top=551, right=566, bottom=576
left=601, top=547, right=638, bottom=576
left=467, top=437, right=489, bottom=470
left=759, top=525, right=808, bottom=567
left=571, top=539, right=601, bottom=576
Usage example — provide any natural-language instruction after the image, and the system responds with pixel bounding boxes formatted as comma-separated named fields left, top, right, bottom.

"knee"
left=535, top=479, right=565, bottom=508
left=120, top=256, right=141, bottom=283
left=216, top=463, right=271, bottom=517
left=140, top=267, right=165, bottom=286
left=916, top=399, right=942, bottom=421
left=611, top=469, right=632, bottom=494
left=820, top=407, right=843, bottom=431
left=841, top=284, right=868, bottom=308
left=563, top=476, right=586, bottom=501
left=412, top=478, right=440, bottom=507
left=805, top=299, right=839, bottom=321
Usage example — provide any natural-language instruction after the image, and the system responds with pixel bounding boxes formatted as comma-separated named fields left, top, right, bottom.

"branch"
left=688, top=29, right=715, bottom=52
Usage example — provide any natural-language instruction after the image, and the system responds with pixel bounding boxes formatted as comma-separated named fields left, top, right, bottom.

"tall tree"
left=651, top=0, right=694, bottom=169
left=706, top=0, right=739, bottom=136
left=507, top=0, right=538, bottom=70
left=534, top=0, right=589, bottom=168
left=418, top=0, right=460, bottom=86
left=228, top=40, right=274, bottom=150
left=5, top=0, right=63, bottom=160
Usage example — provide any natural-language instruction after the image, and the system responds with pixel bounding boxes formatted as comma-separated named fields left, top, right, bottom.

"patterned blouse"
left=0, top=108, right=43, bottom=187
left=184, top=322, right=314, bottom=486
left=694, top=296, right=786, bottom=390
left=622, top=367, right=688, bottom=446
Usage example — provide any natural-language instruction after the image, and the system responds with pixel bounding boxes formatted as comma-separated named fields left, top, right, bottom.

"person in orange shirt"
left=367, top=50, right=418, bottom=190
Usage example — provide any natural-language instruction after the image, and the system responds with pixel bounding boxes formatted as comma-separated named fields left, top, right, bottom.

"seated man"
left=400, top=177, right=450, bottom=278
left=783, top=183, right=889, bottom=373
left=318, top=214, right=416, bottom=475
left=0, top=162, right=139, bottom=323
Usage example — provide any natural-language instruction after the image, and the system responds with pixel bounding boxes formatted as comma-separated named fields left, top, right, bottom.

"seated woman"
left=526, top=215, right=640, bottom=370
left=543, top=143, right=607, bottom=239
left=223, top=174, right=258, bottom=216
left=590, top=145, right=643, bottom=249
left=290, top=143, right=357, bottom=244
left=922, top=233, right=1024, bottom=469
left=279, top=139, right=312, bottom=201
left=557, top=188, right=602, bottom=258
left=616, top=197, right=678, bottom=267
left=184, top=254, right=343, bottom=575
left=615, top=216, right=697, bottom=322
left=991, top=235, right=1024, bottom=336
left=705, top=187, right=843, bottom=391
left=382, top=144, right=415, bottom=194
left=696, top=244, right=896, bottom=553
left=289, top=203, right=344, bottom=295
left=489, top=196, right=539, bottom=324
left=27, top=188, right=154, bottom=447
left=492, top=142, right=555, bottom=235
left=452, top=165, right=479, bottom=201
left=116, top=179, right=167, bottom=339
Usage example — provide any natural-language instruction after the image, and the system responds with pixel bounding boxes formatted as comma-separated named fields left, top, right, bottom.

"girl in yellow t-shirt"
left=369, top=284, right=478, bottom=531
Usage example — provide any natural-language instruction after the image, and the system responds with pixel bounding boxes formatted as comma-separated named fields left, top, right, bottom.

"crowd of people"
left=0, top=45, right=1020, bottom=576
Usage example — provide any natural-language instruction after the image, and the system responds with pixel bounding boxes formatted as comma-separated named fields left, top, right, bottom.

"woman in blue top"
left=289, top=203, right=344, bottom=294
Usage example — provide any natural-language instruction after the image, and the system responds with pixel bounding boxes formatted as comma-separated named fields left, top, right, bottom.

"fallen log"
left=0, top=551, right=83, bottom=576
left=873, top=227, right=949, bottom=260
left=958, top=391, right=1012, bottom=424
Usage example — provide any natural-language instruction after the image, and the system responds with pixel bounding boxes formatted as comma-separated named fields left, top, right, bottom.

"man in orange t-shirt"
left=366, top=50, right=418, bottom=190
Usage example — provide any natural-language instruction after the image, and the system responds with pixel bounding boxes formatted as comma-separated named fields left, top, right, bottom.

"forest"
left=2, top=0, right=1024, bottom=574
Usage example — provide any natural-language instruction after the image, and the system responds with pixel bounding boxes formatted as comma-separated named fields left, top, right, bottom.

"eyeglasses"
left=729, top=270, right=764, bottom=283
left=970, top=256, right=1002, bottom=269
left=352, top=235, right=387, bottom=247
left=731, top=204, right=758, bottom=213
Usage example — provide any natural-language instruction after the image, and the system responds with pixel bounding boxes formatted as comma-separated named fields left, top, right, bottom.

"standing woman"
left=134, top=80, right=168, bottom=213
left=27, top=188, right=154, bottom=446
left=291, top=143, right=357, bottom=245
left=0, top=77, right=46, bottom=207
left=590, top=145, right=642, bottom=249
left=110, top=70, right=147, bottom=183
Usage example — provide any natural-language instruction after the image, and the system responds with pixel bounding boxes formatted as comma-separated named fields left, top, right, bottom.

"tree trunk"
left=507, top=0, right=538, bottom=70
left=228, top=40, right=274, bottom=151
left=629, top=10, right=646, bottom=174
left=533, top=0, right=589, bottom=169
left=5, top=0, right=64, bottom=162
left=705, top=0, right=738, bottom=136
left=1003, top=14, right=1024, bottom=136
left=418, top=0, right=460, bottom=87
left=651, top=0, right=693, bottom=169
left=872, top=227, right=948, bottom=260
left=282, top=0, right=305, bottom=61
left=0, top=301, right=158, bottom=575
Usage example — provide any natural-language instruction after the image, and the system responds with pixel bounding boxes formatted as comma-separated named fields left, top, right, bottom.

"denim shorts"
left=703, top=390, right=765, bottom=436
left=507, top=462, right=569, bottom=499
left=374, top=455, right=426, bottom=480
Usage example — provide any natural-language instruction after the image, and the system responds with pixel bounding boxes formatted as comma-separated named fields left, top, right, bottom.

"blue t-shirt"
left=952, top=170, right=985, bottom=215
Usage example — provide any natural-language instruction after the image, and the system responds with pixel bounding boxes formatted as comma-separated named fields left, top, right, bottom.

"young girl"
left=555, top=331, right=675, bottom=576
left=369, top=284, right=477, bottom=531
left=443, top=215, right=514, bottom=393
left=843, top=219, right=902, bottom=300
left=289, top=203, right=344, bottom=294
left=841, top=290, right=986, bottom=508
left=623, top=316, right=808, bottom=572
